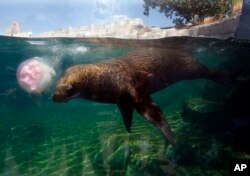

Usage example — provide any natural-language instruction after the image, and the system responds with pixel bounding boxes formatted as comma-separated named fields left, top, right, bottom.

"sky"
left=0, top=0, right=173, bottom=36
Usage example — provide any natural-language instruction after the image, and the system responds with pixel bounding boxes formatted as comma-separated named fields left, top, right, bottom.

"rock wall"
left=235, top=0, right=250, bottom=39
left=39, top=16, right=240, bottom=39
left=161, top=15, right=240, bottom=39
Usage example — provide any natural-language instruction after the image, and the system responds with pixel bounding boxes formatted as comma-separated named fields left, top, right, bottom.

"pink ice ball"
left=16, top=57, right=56, bottom=94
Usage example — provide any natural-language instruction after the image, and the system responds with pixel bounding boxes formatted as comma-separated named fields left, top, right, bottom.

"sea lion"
left=52, top=47, right=228, bottom=146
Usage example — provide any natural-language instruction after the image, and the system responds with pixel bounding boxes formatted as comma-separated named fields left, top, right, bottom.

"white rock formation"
left=14, top=32, right=32, bottom=37
left=6, top=21, right=21, bottom=36
left=5, top=21, right=32, bottom=37
left=40, top=18, right=147, bottom=39
left=39, top=16, right=240, bottom=39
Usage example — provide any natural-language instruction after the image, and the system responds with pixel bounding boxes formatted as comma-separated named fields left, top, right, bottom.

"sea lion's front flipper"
left=117, top=96, right=134, bottom=133
left=134, top=95, right=176, bottom=147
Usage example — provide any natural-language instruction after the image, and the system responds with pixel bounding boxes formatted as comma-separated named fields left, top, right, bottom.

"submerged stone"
left=182, top=76, right=250, bottom=151
left=170, top=139, right=226, bottom=169
left=182, top=98, right=222, bottom=128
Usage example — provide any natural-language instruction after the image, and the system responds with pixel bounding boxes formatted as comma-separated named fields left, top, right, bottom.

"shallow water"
left=0, top=36, right=250, bottom=175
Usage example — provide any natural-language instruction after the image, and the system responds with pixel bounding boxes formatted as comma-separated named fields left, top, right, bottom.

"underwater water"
left=0, top=36, right=250, bottom=176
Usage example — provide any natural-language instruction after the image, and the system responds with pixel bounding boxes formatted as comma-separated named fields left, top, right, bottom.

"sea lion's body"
left=53, top=48, right=226, bottom=146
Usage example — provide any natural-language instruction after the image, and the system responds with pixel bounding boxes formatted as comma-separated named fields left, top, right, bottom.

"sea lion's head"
left=52, top=71, right=82, bottom=103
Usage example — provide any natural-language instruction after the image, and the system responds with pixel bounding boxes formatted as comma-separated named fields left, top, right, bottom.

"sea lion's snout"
left=52, top=82, right=81, bottom=103
left=52, top=83, right=72, bottom=103
left=52, top=92, right=68, bottom=103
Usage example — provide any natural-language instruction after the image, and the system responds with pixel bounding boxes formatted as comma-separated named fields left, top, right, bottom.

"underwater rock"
left=223, top=116, right=250, bottom=151
left=127, top=155, right=179, bottom=176
left=182, top=98, right=222, bottom=130
left=199, top=142, right=226, bottom=168
left=222, top=79, right=250, bottom=116
left=201, top=82, right=233, bottom=102
left=94, top=134, right=131, bottom=174
left=106, top=144, right=131, bottom=170
left=220, top=80, right=250, bottom=151
left=95, top=132, right=179, bottom=175
left=169, top=140, right=226, bottom=169
left=168, top=142, right=197, bottom=166
left=183, top=77, right=250, bottom=151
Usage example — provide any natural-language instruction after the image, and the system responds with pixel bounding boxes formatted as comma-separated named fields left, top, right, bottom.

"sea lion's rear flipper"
left=134, top=95, right=176, bottom=147
left=117, top=96, right=134, bottom=133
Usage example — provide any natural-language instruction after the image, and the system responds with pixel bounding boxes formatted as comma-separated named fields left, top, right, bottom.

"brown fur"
left=53, top=48, right=212, bottom=102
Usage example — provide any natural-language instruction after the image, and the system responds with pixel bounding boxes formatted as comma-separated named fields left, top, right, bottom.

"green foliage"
left=232, top=0, right=243, bottom=5
left=143, top=0, right=233, bottom=26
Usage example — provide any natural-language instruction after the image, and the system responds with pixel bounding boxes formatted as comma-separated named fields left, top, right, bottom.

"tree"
left=143, top=0, right=233, bottom=27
